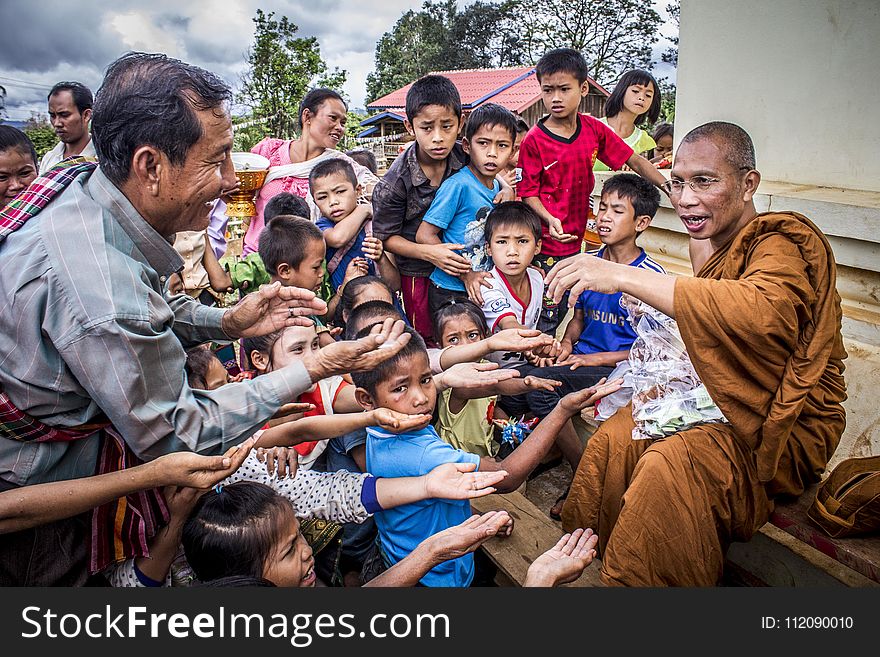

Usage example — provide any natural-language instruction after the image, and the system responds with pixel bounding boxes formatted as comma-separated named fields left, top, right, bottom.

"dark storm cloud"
left=0, top=1, right=126, bottom=72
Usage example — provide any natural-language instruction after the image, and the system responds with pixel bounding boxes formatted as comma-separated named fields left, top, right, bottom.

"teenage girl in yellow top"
left=594, top=69, right=662, bottom=171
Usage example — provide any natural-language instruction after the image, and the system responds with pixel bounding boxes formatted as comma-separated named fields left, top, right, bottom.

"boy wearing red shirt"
left=518, top=48, right=666, bottom=334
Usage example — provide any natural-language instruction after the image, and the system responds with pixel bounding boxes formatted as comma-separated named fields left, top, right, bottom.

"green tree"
left=24, top=113, right=58, bottom=158
left=366, top=0, right=525, bottom=103
left=237, top=9, right=347, bottom=141
left=657, top=1, right=679, bottom=124
left=517, top=0, right=662, bottom=84
left=662, top=0, right=680, bottom=68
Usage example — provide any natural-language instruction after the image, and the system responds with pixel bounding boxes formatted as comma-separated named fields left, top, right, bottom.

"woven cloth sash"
left=0, top=157, right=97, bottom=243
left=327, top=217, right=373, bottom=275
left=0, top=158, right=169, bottom=573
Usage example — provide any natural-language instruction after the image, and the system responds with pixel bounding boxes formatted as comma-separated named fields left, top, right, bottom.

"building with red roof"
left=358, top=65, right=610, bottom=140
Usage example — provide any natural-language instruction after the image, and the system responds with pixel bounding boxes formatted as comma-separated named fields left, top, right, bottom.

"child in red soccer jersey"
left=517, top=48, right=666, bottom=335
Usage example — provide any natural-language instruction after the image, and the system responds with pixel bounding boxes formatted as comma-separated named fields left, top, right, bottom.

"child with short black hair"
left=416, top=103, right=518, bottom=315
left=352, top=326, right=618, bottom=586
left=478, top=202, right=554, bottom=368
left=332, top=275, right=404, bottom=334
left=257, top=215, right=326, bottom=293
left=226, top=193, right=314, bottom=293
left=310, top=159, right=398, bottom=294
left=519, top=48, right=667, bottom=335
left=265, top=191, right=310, bottom=220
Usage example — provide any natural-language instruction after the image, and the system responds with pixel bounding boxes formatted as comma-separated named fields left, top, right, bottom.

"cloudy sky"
left=0, top=0, right=676, bottom=122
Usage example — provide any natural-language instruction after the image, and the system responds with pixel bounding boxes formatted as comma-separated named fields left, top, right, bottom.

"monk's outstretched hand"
left=545, top=254, right=622, bottom=306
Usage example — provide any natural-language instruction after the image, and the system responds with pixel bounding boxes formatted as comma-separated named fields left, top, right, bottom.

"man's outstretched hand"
left=222, top=282, right=328, bottom=339
left=301, top=317, right=412, bottom=382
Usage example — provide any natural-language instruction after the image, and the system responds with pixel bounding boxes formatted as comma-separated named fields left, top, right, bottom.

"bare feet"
left=549, top=485, right=570, bottom=521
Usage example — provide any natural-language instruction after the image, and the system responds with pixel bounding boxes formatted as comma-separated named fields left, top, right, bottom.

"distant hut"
left=359, top=66, right=610, bottom=170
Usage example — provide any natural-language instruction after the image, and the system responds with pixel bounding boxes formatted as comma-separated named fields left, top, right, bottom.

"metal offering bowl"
left=226, top=153, right=271, bottom=226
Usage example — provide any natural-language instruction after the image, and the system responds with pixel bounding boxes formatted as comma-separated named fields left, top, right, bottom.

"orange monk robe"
left=561, top=212, right=847, bottom=586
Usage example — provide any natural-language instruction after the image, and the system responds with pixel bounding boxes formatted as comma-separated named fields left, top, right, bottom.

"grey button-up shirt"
left=0, top=167, right=312, bottom=485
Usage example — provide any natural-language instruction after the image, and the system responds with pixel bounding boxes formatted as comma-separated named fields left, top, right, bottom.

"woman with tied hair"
left=243, top=88, right=379, bottom=255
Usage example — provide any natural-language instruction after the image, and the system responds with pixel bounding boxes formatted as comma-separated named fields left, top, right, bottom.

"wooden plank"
left=770, top=484, right=880, bottom=584
left=472, top=491, right=603, bottom=587
left=726, top=524, right=878, bottom=587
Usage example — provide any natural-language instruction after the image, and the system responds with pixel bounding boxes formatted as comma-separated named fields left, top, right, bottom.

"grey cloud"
left=0, top=1, right=126, bottom=73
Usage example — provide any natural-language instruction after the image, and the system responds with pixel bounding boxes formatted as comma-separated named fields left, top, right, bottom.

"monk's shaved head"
left=680, top=121, right=756, bottom=171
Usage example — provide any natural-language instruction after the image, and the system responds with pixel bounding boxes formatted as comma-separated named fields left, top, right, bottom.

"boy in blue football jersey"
left=525, top=173, right=665, bottom=519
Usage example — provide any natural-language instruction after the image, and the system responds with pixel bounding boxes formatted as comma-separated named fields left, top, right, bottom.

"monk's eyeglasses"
left=663, top=167, right=752, bottom=196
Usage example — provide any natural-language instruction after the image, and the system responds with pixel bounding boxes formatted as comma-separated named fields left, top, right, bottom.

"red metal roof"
left=367, top=66, right=608, bottom=114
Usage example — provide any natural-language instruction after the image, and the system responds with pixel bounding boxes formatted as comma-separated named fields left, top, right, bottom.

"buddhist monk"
left=544, top=121, right=847, bottom=586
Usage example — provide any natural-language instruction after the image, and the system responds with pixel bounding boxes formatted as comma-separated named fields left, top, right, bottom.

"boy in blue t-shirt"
left=310, top=159, right=399, bottom=293
left=525, top=173, right=665, bottom=519
left=416, top=103, right=518, bottom=316
left=351, top=326, right=617, bottom=586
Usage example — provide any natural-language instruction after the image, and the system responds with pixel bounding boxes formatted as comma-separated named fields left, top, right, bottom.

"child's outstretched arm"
left=365, top=510, right=512, bottom=587
left=625, top=152, right=668, bottom=193
left=374, top=462, right=507, bottom=509
left=447, top=375, right=562, bottom=414
left=437, top=328, right=554, bottom=371
left=478, top=380, right=623, bottom=492
left=202, top=231, right=233, bottom=293
left=559, top=350, right=631, bottom=369
left=0, top=437, right=255, bottom=535
left=320, top=204, right=372, bottom=248
left=253, top=409, right=432, bottom=449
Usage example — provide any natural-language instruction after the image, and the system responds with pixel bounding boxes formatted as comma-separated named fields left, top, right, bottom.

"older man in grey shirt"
left=0, top=53, right=415, bottom=585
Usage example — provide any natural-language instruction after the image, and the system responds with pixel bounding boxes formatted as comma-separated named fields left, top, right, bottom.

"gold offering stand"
left=224, top=152, right=271, bottom=260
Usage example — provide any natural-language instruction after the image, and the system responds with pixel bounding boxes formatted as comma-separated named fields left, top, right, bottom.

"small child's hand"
left=343, top=257, right=370, bottom=284
left=362, top=237, right=383, bottom=261
left=547, top=217, right=578, bottom=243
left=256, top=446, right=299, bottom=479
left=560, top=353, right=601, bottom=370
left=498, top=168, right=518, bottom=190
left=498, top=513, right=515, bottom=537
left=426, top=243, right=471, bottom=277
left=522, top=375, right=562, bottom=392
left=555, top=340, right=573, bottom=364
left=163, top=485, right=205, bottom=522
left=461, top=269, right=492, bottom=305
left=532, top=338, right=561, bottom=360
left=373, top=407, right=432, bottom=433
left=558, top=377, right=623, bottom=414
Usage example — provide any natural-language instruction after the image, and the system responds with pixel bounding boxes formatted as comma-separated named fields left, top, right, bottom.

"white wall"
left=676, top=0, right=880, bottom=192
